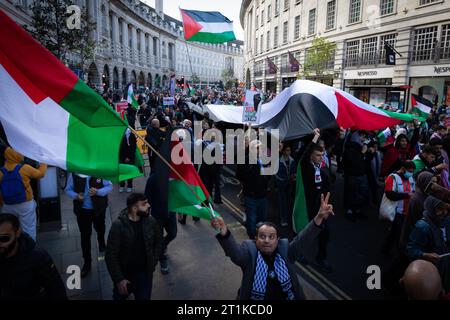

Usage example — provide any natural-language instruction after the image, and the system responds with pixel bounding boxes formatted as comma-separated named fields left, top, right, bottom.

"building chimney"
left=155, top=0, right=164, bottom=20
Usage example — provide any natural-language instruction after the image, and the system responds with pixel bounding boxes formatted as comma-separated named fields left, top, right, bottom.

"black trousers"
left=156, top=212, right=178, bottom=262
left=382, top=214, right=405, bottom=255
left=76, top=208, right=106, bottom=263
left=120, top=179, right=133, bottom=188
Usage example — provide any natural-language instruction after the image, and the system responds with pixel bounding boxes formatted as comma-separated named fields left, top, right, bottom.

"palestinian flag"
left=411, top=94, right=432, bottom=119
left=127, top=83, right=139, bottom=109
left=168, top=140, right=219, bottom=220
left=377, top=128, right=394, bottom=147
left=180, top=9, right=236, bottom=43
left=257, top=80, right=404, bottom=140
left=292, top=162, right=309, bottom=233
left=0, top=10, right=142, bottom=182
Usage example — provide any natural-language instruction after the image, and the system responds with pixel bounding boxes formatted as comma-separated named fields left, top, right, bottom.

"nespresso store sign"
left=344, top=68, right=393, bottom=79
left=434, top=66, right=450, bottom=74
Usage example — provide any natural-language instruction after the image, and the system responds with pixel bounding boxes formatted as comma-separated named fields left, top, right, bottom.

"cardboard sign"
left=163, top=97, right=175, bottom=106
left=242, top=90, right=261, bottom=123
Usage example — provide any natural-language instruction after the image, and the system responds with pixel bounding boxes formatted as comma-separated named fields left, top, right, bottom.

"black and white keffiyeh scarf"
left=250, top=251, right=295, bottom=300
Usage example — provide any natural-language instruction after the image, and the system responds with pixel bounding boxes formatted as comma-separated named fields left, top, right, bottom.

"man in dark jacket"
left=0, top=214, right=66, bottom=300
left=126, top=104, right=137, bottom=129
left=137, top=103, right=152, bottom=129
left=119, top=128, right=137, bottom=193
left=300, top=129, right=331, bottom=272
left=211, top=193, right=334, bottom=300
left=343, top=131, right=371, bottom=221
left=238, top=140, right=271, bottom=239
left=105, top=193, right=162, bottom=300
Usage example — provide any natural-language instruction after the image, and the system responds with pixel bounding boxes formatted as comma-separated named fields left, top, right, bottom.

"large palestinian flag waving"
left=202, top=80, right=408, bottom=140
left=0, top=10, right=142, bottom=182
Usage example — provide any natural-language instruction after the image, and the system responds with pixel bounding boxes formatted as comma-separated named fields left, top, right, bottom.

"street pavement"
left=35, top=165, right=325, bottom=300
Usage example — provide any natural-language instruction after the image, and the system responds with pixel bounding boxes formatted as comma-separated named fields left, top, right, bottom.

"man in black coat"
left=105, top=193, right=162, bottom=300
left=119, top=128, right=137, bottom=193
left=0, top=214, right=67, bottom=300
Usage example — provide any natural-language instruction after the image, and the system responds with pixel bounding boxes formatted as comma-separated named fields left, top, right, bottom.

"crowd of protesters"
left=1, top=81, right=449, bottom=300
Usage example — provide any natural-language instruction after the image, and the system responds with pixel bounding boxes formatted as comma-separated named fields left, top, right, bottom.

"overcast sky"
left=142, top=0, right=244, bottom=40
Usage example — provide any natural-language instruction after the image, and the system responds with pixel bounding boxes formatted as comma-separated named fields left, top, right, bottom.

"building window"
left=274, top=26, right=279, bottom=47
left=345, top=40, right=360, bottom=67
left=284, top=0, right=290, bottom=11
left=440, top=24, right=450, bottom=60
left=412, top=26, right=438, bottom=62
left=308, top=9, right=316, bottom=36
left=294, top=15, right=301, bottom=40
left=267, top=5, right=271, bottom=21
left=267, top=31, right=271, bottom=50
left=256, top=15, right=259, bottom=29
left=380, top=0, right=395, bottom=15
left=283, top=21, right=288, bottom=44
left=261, top=34, right=264, bottom=52
left=361, top=37, right=378, bottom=65
left=349, top=0, right=361, bottom=24
left=261, top=10, right=264, bottom=26
left=326, top=0, right=336, bottom=30
left=419, top=0, right=439, bottom=5
left=380, top=33, right=397, bottom=61
left=275, top=0, right=280, bottom=15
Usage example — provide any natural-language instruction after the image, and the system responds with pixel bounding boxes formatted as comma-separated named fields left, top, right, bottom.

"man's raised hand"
left=314, top=192, right=335, bottom=226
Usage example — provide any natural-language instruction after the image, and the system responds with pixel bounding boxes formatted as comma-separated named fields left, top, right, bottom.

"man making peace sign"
left=211, top=193, right=334, bottom=300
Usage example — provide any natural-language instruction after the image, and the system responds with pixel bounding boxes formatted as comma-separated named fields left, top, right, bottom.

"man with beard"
left=105, top=193, right=162, bottom=300
left=0, top=213, right=66, bottom=299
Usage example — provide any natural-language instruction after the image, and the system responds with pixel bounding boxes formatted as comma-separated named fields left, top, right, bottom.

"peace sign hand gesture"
left=313, top=192, right=334, bottom=227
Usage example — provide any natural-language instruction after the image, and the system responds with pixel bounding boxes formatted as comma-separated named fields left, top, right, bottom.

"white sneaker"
left=127, top=188, right=132, bottom=193
left=119, top=187, right=124, bottom=193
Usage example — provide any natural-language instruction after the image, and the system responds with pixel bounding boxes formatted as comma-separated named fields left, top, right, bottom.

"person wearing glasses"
left=211, top=193, right=334, bottom=300
left=105, top=193, right=162, bottom=300
left=0, top=213, right=66, bottom=299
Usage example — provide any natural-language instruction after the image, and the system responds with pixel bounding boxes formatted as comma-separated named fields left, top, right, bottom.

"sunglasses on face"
left=0, top=235, right=12, bottom=243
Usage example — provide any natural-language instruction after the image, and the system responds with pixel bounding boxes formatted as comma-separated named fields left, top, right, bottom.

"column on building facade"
left=131, top=26, right=138, bottom=64
left=111, top=13, right=120, bottom=57
left=87, top=0, right=97, bottom=41
left=333, top=40, right=345, bottom=90
left=121, top=19, right=129, bottom=61
left=392, top=27, right=413, bottom=88
left=140, top=30, right=146, bottom=66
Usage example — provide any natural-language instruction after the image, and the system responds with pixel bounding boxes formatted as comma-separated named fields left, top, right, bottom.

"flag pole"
left=179, top=7, right=195, bottom=83
left=128, top=126, right=211, bottom=209
left=384, top=41, right=402, bottom=57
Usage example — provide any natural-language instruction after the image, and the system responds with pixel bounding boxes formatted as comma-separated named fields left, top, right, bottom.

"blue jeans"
left=113, top=272, right=153, bottom=300
left=157, top=212, right=178, bottom=261
left=245, top=197, right=267, bottom=239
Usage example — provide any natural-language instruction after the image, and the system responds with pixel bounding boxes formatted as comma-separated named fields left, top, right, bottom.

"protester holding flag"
left=380, top=124, right=420, bottom=178
left=211, top=192, right=334, bottom=300
left=299, top=129, right=332, bottom=273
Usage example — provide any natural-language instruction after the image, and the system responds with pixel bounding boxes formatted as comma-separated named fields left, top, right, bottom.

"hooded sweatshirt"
left=0, top=147, right=47, bottom=202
